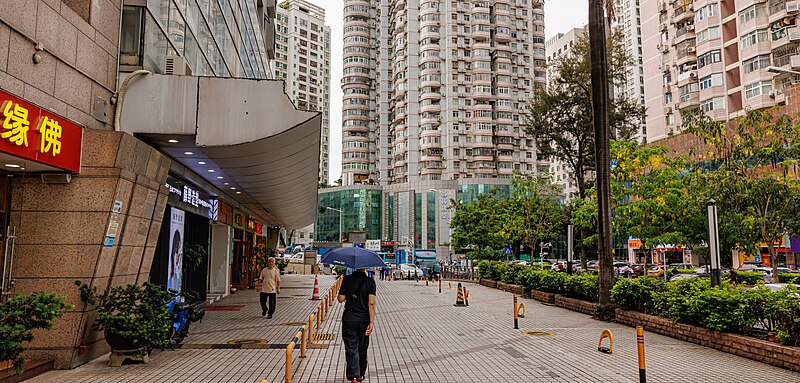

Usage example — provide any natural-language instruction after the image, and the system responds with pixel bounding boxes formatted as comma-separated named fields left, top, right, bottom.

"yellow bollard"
left=513, top=295, right=519, bottom=329
left=300, top=326, right=307, bottom=358
left=316, top=307, right=320, bottom=329
left=321, top=301, right=325, bottom=322
left=285, top=340, right=295, bottom=383
left=598, top=329, right=613, bottom=354
left=517, top=303, right=526, bottom=318
left=637, top=326, right=646, bottom=383
left=308, top=314, right=314, bottom=346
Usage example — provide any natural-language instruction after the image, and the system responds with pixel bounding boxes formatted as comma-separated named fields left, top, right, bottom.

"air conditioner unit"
left=41, top=173, right=72, bottom=184
left=164, top=56, right=192, bottom=75
left=788, top=1, right=799, bottom=13
left=790, top=31, right=800, bottom=41
left=769, top=91, right=776, bottom=99
left=791, top=54, right=800, bottom=69
left=687, top=47, right=696, bottom=53
left=660, top=23, right=668, bottom=32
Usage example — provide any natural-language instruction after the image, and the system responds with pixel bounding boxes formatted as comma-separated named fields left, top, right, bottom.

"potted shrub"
left=0, top=292, right=69, bottom=373
left=75, top=281, right=171, bottom=358
left=276, top=258, right=289, bottom=275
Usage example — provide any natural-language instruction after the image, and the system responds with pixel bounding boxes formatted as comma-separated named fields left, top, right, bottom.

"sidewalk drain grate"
left=521, top=330, right=555, bottom=337
left=312, top=333, right=334, bottom=341
left=280, top=322, right=307, bottom=326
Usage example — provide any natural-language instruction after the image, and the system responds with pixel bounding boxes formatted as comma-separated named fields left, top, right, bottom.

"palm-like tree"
left=588, top=0, right=615, bottom=319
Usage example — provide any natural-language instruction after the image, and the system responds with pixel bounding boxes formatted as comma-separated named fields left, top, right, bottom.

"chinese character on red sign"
left=0, top=90, right=82, bottom=172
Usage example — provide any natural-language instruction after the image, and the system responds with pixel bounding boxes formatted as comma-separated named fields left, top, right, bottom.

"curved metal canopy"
left=119, top=74, right=321, bottom=229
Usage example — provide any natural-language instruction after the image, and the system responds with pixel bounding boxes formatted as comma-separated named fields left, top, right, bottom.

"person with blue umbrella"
left=323, top=247, right=381, bottom=383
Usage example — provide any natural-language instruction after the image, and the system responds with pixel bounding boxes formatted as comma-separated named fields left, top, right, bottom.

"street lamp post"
left=567, top=225, right=574, bottom=275
left=707, top=200, right=722, bottom=287
left=766, top=66, right=800, bottom=76
left=540, top=242, right=552, bottom=269
left=325, top=207, right=343, bottom=244
left=430, top=188, right=453, bottom=263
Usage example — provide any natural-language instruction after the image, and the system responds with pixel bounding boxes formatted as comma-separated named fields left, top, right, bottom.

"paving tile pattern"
left=32, top=276, right=800, bottom=383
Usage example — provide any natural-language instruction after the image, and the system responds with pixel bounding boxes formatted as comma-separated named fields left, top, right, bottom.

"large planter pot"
left=104, top=330, right=143, bottom=352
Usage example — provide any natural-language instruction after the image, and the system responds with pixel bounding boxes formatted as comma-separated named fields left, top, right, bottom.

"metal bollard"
left=439, top=276, right=442, bottom=293
left=300, top=326, right=307, bottom=358
left=308, top=314, right=314, bottom=346
left=513, top=295, right=519, bottom=329
left=637, top=326, right=646, bottom=383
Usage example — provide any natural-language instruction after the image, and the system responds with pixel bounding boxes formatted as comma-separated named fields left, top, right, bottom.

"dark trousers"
left=342, top=321, right=370, bottom=380
left=259, top=292, right=276, bottom=316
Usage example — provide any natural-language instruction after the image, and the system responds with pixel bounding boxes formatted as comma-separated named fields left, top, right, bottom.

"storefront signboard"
left=218, top=200, right=233, bottom=226
left=0, top=89, right=83, bottom=172
left=165, top=176, right=213, bottom=218
left=247, top=217, right=257, bottom=233
left=255, top=222, right=263, bottom=235
left=168, top=208, right=185, bottom=296
left=365, top=240, right=380, bottom=251
left=233, top=209, right=245, bottom=230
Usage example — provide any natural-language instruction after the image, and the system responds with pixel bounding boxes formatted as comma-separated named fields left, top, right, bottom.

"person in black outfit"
left=337, top=269, right=377, bottom=383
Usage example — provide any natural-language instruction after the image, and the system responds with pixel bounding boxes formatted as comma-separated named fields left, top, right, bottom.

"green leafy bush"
left=76, top=281, right=171, bottom=352
left=0, top=292, right=70, bottom=373
left=539, top=271, right=568, bottom=293
left=564, top=273, right=599, bottom=301
left=490, top=262, right=508, bottom=282
left=477, top=260, right=492, bottom=280
left=652, top=277, right=710, bottom=322
left=778, top=273, right=800, bottom=284
left=502, top=263, right=526, bottom=284
left=730, top=271, right=765, bottom=285
left=686, top=285, right=746, bottom=332
left=333, top=266, right=348, bottom=276
left=611, top=277, right=665, bottom=314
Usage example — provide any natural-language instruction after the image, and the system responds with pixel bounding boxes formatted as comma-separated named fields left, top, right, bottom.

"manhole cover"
left=312, top=333, right=335, bottom=341
left=281, top=322, right=307, bottom=326
left=227, top=339, right=268, bottom=345
left=522, top=330, right=555, bottom=337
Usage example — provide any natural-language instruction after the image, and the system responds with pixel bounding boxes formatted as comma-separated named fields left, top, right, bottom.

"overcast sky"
left=305, top=0, right=588, bottom=183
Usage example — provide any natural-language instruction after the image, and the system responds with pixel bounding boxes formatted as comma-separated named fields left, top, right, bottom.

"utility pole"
left=589, top=0, right=615, bottom=319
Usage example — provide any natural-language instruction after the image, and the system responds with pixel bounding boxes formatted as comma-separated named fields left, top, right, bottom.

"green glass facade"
left=414, top=193, right=423, bottom=248
left=388, top=195, right=395, bottom=241
left=315, top=188, right=382, bottom=242
left=457, top=184, right=511, bottom=204
left=427, top=191, right=436, bottom=249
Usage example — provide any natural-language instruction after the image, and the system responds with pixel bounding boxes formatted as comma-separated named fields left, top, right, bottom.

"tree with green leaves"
left=525, top=27, right=644, bottom=274
left=499, top=174, right=566, bottom=260
left=684, top=109, right=800, bottom=282
left=450, top=191, right=504, bottom=260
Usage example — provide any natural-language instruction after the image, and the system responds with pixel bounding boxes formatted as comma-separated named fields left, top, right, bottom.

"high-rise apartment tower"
left=273, top=0, right=332, bottom=184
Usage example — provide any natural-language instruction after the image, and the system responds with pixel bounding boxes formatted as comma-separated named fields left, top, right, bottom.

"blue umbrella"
left=320, top=247, right=386, bottom=269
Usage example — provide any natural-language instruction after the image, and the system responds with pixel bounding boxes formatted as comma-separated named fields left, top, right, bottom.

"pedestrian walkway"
left=31, top=274, right=339, bottom=383
left=31, top=276, right=800, bottom=383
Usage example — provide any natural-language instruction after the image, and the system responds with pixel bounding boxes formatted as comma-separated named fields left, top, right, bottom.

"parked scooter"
left=165, top=289, right=206, bottom=347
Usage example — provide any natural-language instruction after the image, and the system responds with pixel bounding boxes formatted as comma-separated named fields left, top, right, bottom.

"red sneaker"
left=357, top=377, right=364, bottom=382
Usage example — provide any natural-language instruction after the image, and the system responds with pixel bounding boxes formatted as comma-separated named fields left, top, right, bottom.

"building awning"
left=119, top=74, right=320, bottom=229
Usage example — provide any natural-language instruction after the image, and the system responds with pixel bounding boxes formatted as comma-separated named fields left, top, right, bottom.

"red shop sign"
left=0, top=89, right=83, bottom=172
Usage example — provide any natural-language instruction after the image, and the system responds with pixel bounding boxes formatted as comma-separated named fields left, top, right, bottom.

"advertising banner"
left=168, top=207, right=185, bottom=295
left=365, top=240, right=381, bottom=251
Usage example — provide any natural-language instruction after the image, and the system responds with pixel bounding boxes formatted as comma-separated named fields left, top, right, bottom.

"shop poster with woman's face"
left=168, top=207, right=185, bottom=296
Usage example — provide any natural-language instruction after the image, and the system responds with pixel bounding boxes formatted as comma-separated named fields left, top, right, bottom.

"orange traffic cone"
left=310, top=274, right=321, bottom=300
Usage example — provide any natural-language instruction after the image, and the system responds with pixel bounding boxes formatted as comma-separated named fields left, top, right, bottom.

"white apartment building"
left=545, top=27, right=585, bottom=202
left=340, top=0, right=548, bottom=258
left=613, top=0, right=647, bottom=142
left=273, top=0, right=332, bottom=184
left=642, top=0, right=799, bottom=142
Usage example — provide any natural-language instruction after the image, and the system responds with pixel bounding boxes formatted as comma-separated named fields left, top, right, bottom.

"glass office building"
left=120, top=0, right=274, bottom=78
left=315, top=186, right=383, bottom=242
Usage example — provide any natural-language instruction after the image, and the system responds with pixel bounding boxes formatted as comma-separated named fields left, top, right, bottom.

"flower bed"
left=615, top=309, right=800, bottom=373
left=529, top=289, right=555, bottom=304
left=555, top=295, right=597, bottom=316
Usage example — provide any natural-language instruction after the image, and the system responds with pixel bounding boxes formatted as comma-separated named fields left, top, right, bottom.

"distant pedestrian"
left=337, top=268, right=377, bottom=383
left=257, top=257, right=281, bottom=318
left=433, top=261, right=442, bottom=281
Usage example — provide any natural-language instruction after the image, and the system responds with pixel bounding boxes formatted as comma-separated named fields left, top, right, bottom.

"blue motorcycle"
left=166, top=289, right=206, bottom=347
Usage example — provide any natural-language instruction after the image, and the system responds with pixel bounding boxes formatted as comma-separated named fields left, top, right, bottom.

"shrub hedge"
left=477, top=260, right=800, bottom=346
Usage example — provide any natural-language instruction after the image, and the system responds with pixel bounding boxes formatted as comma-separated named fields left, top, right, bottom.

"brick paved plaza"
left=32, top=275, right=800, bottom=383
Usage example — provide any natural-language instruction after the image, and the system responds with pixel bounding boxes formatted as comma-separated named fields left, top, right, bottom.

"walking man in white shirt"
left=257, top=257, right=281, bottom=318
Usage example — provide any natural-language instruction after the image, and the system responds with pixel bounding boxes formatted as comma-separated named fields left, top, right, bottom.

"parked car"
left=287, top=253, right=304, bottom=263
left=762, top=283, right=800, bottom=294
left=670, top=273, right=709, bottom=281
left=587, top=260, right=599, bottom=270
left=754, top=267, right=793, bottom=276
left=394, top=264, right=423, bottom=280
left=668, top=263, right=694, bottom=270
